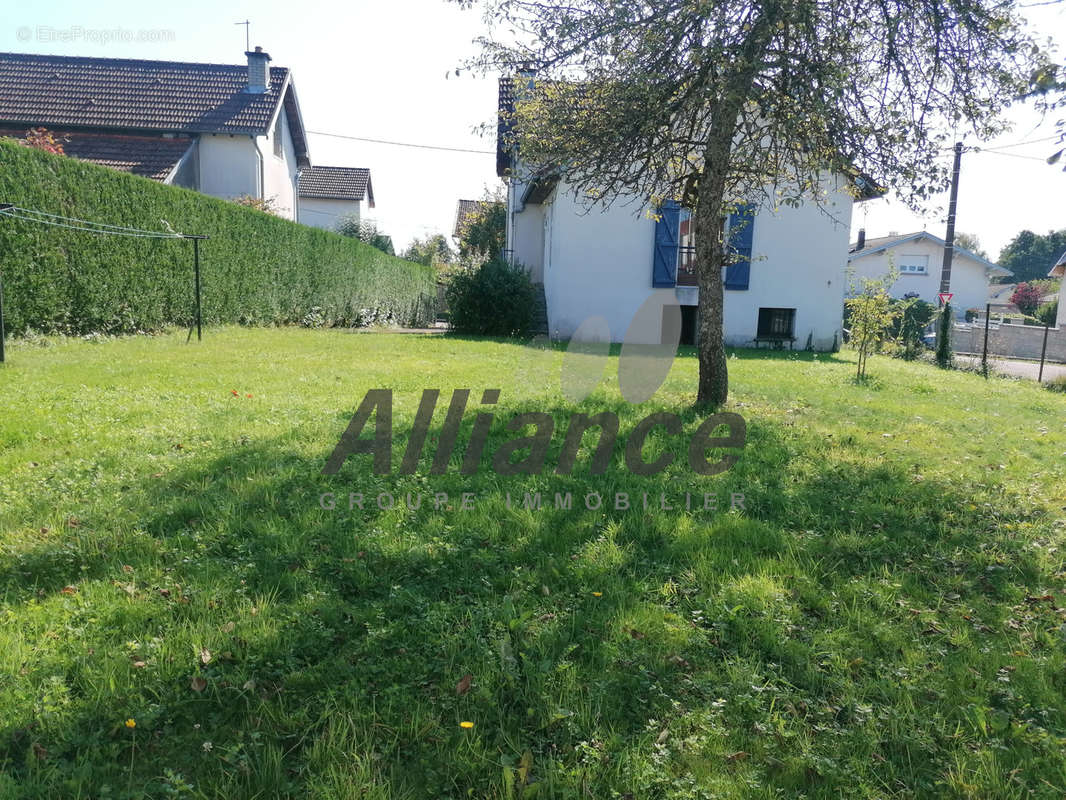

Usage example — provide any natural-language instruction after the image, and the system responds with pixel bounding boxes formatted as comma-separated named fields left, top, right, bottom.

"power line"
left=969, top=148, right=1049, bottom=161
left=307, top=130, right=495, bottom=155
left=978, top=135, right=1059, bottom=152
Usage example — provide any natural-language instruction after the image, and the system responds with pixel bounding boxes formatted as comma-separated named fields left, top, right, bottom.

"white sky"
left=2, top=0, right=1063, bottom=257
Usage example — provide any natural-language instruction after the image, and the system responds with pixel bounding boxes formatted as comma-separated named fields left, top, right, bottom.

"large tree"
left=458, top=0, right=1049, bottom=406
left=997, top=229, right=1066, bottom=284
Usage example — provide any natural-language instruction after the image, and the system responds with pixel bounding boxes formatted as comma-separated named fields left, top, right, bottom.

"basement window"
left=757, top=308, right=796, bottom=339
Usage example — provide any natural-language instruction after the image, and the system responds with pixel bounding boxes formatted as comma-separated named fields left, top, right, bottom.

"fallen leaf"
left=60, top=585, right=77, bottom=596
left=726, top=751, right=749, bottom=763
left=122, top=565, right=134, bottom=573
left=190, top=676, right=207, bottom=693
left=158, top=588, right=171, bottom=598
left=456, top=673, right=473, bottom=696
left=132, top=660, right=147, bottom=669
left=628, top=628, right=646, bottom=639
left=200, top=648, right=212, bottom=665
left=220, top=621, right=235, bottom=633
left=656, top=728, right=670, bottom=744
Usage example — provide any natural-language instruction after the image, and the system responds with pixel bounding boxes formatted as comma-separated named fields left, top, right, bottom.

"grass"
left=1, top=328, right=1065, bottom=799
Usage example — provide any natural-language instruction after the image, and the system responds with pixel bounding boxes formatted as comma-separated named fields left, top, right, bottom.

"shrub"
left=0, top=140, right=434, bottom=335
left=1010, top=283, right=1043, bottom=316
left=889, top=297, right=936, bottom=360
left=1036, top=299, right=1058, bottom=327
left=336, top=216, right=395, bottom=255
left=446, top=258, right=536, bottom=337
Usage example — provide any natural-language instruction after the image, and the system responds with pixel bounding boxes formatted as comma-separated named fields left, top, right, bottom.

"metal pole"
left=194, top=237, right=202, bottom=342
left=1039, top=321, right=1050, bottom=383
left=982, top=303, right=991, bottom=379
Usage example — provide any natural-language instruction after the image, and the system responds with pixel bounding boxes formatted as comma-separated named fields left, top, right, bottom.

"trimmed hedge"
left=0, top=139, right=435, bottom=335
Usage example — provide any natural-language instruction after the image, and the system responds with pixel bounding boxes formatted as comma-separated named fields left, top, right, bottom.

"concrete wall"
left=518, top=175, right=853, bottom=348
left=953, top=321, right=1066, bottom=363
left=299, top=197, right=362, bottom=231
left=849, top=237, right=992, bottom=318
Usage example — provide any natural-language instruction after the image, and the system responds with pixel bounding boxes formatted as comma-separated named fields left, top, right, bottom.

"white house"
left=497, top=78, right=878, bottom=348
left=298, top=167, right=375, bottom=231
left=0, top=47, right=311, bottom=220
left=847, top=231, right=1012, bottom=317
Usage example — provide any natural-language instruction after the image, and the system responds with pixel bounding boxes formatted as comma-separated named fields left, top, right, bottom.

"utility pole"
left=939, top=142, right=964, bottom=295
left=936, top=142, right=963, bottom=368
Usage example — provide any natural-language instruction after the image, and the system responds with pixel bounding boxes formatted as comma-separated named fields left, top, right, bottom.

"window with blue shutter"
left=652, top=200, right=680, bottom=287
left=725, top=204, right=755, bottom=291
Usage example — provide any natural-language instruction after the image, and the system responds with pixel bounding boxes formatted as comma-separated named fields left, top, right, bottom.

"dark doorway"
left=680, top=305, right=698, bottom=346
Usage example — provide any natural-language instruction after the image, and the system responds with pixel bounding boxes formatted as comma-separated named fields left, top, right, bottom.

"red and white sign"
left=938, top=292, right=954, bottom=306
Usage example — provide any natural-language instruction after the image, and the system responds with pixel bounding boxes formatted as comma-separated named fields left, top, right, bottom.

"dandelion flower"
left=459, top=721, right=474, bottom=729
left=125, top=718, right=136, bottom=729
left=592, top=591, right=603, bottom=597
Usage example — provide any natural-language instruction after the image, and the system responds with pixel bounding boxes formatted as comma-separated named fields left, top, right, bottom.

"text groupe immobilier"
left=319, top=489, right=747, bottom=513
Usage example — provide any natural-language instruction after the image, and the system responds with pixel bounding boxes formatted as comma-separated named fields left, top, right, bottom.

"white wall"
left=260, top=109, right=299, bottom=220
left=849, top=237, right=993, bottom=318
left=515, top=176, right=853, bottom=349
left=197, top=134, right=259, bottom=203
left=300, top=197, right=362, bottom=231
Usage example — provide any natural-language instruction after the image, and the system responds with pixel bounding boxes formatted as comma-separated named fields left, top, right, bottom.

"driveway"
left=956, top=354, right=1066, bottom=382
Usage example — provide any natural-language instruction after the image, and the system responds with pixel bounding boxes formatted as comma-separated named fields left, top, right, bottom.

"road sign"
left=938, top=292, right=953, bottom=306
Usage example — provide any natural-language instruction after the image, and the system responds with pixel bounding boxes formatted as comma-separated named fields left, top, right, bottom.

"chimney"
left=856, top=228, right=866, bottom=250
left=245, top=46, right=271, bottom=94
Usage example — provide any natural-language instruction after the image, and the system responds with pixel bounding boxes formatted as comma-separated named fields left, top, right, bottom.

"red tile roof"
left=0, top=126, right=192, bottom=180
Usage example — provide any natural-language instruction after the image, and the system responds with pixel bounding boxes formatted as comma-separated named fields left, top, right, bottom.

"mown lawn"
left=1, top=328, right=1064, bottom=799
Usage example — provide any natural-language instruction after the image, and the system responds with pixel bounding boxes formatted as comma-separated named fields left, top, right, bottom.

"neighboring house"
left=0, top=48, right=310, bottom=220
left=989, top=283, right=1017, bottom=304
left=1049, top=249, right=1066, bottom=328
left=847, top=230, right=1012, bottom=317
left=298, top=166, right=375, bottom=231
left=497, top=77, right=880, bottom=347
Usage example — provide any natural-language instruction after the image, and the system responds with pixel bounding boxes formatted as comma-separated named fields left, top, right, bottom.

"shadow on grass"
left=1, top=405, right=1059, bottom=798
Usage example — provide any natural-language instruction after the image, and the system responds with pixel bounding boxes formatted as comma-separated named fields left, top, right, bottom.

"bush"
left=1036, top=299, right=1058, bottom=327
left=1010, top=282, right=1043, bottom=316
left=446, top=258, right=536, bottom=337
left=890, top=297, right=936, bottom=360
left=0, top=139, right=434, bottom=335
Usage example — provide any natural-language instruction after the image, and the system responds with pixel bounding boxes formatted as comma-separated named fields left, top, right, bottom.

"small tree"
left=846, top=277, right=899, bottom=380
left=403, top=234, right=455, bottom=268
left=457, top=196, right=507, bottom=262
left=336, top=217, right=395, bottom=255
left=1010, top=282, right=1044, bottom=316
left=935, top=303, right=954, bottom=369
left=1036, top=299, right=1059, bottom=327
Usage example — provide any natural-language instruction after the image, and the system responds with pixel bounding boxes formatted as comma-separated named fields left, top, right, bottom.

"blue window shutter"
left=652, top=200, right=680, bottom=287
left=725, top=204, right=755, bottom=290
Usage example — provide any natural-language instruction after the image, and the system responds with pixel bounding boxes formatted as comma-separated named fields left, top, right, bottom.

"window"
left=757, top=308, right=796, bottom=338
left=273, top=115, right=284, bottom=158
left=898, top=254, right=928, bottom=274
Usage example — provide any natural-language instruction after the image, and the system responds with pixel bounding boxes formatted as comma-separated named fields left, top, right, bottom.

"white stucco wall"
left=197, top=134, right=259, bottom=203
left=848, top=237, right=994, bottom=318
left=516, top=176, right=853, bottom=349
left=299, top=197, right=362, bottom=231
left=260, top=108, right=299, bottom=220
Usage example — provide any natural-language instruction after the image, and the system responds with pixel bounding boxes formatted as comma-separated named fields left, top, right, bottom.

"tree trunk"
left=693, top=188, right=729, bottom=408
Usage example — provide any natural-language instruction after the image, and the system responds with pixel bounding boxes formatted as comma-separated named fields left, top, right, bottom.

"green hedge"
left=0, top=139, right=435, bottom=335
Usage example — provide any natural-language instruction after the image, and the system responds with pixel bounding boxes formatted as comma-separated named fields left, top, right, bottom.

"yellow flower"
left=459, top=721, right=474, bottom=729
left=125, top=718, right=136, bottom=729
left=591, top=592, right=603, bottom=597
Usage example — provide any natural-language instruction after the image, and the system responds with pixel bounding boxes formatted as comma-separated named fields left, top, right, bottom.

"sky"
left=1, top=0, right=1063, bottom=258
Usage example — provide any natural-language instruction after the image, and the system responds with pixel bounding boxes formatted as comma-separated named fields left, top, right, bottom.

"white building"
left=497, top=79, right=877, bottom=348
left=298, top=167, right=375, bottom=231
left=847, top=231, right=1012, bottom=317
left=0, top=47, right=311, bottom=220
left=1050, top=248, right=1066, bottom=328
